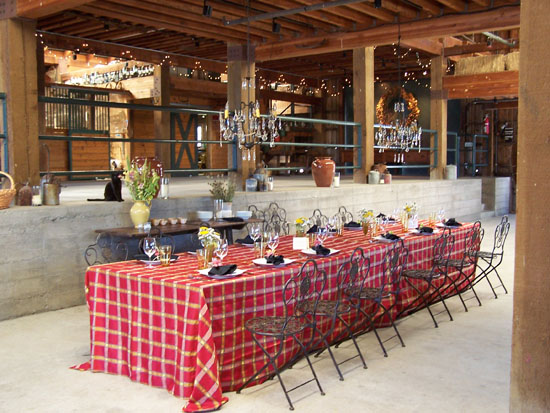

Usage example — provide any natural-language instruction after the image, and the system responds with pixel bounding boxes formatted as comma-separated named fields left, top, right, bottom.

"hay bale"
left=505, top=52, right=520, bottom=71
left=455, top=55, right=506, bottom=75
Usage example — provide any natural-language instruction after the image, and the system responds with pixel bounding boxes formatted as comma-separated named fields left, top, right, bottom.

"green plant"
left=208, top=178, right=235, bottom=202
left=123, top=158, right=160, bottom=203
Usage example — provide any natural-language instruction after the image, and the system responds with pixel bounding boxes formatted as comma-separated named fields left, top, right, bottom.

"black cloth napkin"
left=222, top=217, right=244, bottom=222
left=313, top=245, right=331, bottom=256
left=307, top=225, right=319, bottom=234
left=344, top=221, right=361, bottom=228
left=377, top=213, right=386, bottom=219
left=445, top=218, right=462, bottom=227
left=266, top=255, right=285, bottom=265
left=418, top=226, right=434, bottom=234
left=383, top=233, right=400, bottom=241
left=236, top=235, right=254, bottom=245
left=208, top=264, right=237, bottom=276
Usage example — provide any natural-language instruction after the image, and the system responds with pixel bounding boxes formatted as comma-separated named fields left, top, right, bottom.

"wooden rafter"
left=16, top=0, right=94, bottom=18
left=443, top=70, right=518, bottom=98
left=255, top=5, right=520, bottom=61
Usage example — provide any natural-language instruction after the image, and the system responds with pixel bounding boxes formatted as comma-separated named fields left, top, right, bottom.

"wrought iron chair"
left=346, top=240, right=408, bottom=357
left=309, top=247, right=369, bottom=380
left=84, top=232, right=129, bottom=266
left=248, top=202, right=290, bottom=235
left=446, top=221, right=483, bottom=311
left=237, top=259, right=327, bottom=410
left=400, top=228, right=455, bottom=328
left=309, top=209, right=328, bottom=228
left=471, top=215, right=510, bottom=298
left=337, top=206, right=354, bottom=224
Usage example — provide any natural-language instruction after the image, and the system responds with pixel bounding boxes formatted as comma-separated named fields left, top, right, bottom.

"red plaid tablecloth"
left=75, top=221, right=474, bottom=412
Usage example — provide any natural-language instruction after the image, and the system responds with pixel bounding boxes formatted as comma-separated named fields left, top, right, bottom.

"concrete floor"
left=0, top=215, right=514, bottom=413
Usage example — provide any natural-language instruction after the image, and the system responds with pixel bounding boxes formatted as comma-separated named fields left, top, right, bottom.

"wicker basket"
left=0, top=171, right=16, bottom=209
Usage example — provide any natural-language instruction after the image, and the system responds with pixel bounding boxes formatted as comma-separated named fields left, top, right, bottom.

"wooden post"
left=0, top=18, right=40, bottom=186
left=227, top=44, right=255, bottom=189
left=352, top=47, right=374, bottom=183
left=511, top=1, right=550, bottom=411
left=153, top=63, right=171, bottom=171
left=430, top=55, right=447, bottom=179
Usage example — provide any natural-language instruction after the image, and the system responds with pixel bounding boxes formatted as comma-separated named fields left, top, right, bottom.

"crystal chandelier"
left=218, top=1, right=282, bottom=162
left=376, top=21, right=422, bottom=163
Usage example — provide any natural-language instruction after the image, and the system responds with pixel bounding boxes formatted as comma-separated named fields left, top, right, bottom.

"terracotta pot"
left=133, top=156, right=164, bottom=198
left=311, top=157, right=335, bottom=187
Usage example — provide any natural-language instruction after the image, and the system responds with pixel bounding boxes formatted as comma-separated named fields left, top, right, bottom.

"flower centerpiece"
left=403, top=201, right=419, bottom=231
left=403, top=201, right=418, bottom=218
left=295, top=217, right=309, bottom=237
left=359, top=209, right=375, bottom=236
left=123, top=158, right=160, bottom=228
left=197, top=226, right=222, bottom=263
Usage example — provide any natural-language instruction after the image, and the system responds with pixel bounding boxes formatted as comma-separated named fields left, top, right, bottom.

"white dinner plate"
left=252, top=258, right=295, bottom=267
left=301, top=248, right=340, bottom=256
left=197, top=268, right=246, bottom=279
left=411, top=229, right=440, bottom=236
left=374, top=235, right=400, bottom=243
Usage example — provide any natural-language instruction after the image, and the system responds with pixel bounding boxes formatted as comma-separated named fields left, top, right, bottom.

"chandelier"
left=375, top=21, right=422, bottom=163
left=218, top=1, right=282, bottom=162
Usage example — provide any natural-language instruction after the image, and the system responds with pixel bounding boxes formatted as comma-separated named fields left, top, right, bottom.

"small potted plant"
left=123, top=158, right=160, bottom=228
left=209, top=177, right=236, bottom=214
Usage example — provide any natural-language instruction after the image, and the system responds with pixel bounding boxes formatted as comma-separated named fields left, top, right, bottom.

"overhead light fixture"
left=374, top=0, right=382, bottom=8
left=272, top=18, right=281, bottom=33
left=202, top=0, right=212, bottom=17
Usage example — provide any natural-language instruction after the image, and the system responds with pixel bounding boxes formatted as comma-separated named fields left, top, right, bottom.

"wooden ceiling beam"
left=470, top=0, right=490, bottom=6
left=255, top=5, right=520, bottom=61
left=380, top=0, right=426, bottom=19
left=292, top=0, right=375, bottom=25
left=16, top=0, right=94, bottom=18
left=401, top=38, right=443, bottom=55
left=117, top=0, right=281, bottom=40
left=76, top=3, right=251, bottom=44
left=434, top=0, right=466, bottom=12
left=405, top=0, right=441, bottom=16
left=254, top=0, right=355, bottom=29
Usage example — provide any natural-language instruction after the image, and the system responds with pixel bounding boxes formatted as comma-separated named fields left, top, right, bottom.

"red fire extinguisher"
left=484, top=114, right=490, bottom=135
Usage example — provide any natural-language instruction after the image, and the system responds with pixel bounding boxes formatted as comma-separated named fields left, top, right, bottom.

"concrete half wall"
left=0, top=178, right=483, bottom=320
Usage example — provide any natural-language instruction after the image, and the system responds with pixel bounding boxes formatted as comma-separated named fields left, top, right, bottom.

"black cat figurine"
left=87, top=172, right=123, bottom=202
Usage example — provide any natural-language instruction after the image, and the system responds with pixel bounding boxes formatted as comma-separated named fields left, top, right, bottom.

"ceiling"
left=34, top=0, right=520, bottom=83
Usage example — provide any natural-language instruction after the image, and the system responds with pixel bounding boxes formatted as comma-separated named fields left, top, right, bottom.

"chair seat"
left=298, top=299, right=351, bottom=316
left=403, top=268, right=432, bottom=280
left=477, top=250, right=498, bottom=259
left=345, top=286, right=381, bottom=300
left=245, top=316, right=306, bottom=336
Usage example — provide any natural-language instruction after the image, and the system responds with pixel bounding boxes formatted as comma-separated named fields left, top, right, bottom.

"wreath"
left=376, top=87, right=420, bottom=126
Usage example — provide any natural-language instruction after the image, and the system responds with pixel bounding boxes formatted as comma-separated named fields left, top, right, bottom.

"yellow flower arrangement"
left=197, top=226, right=221, bottom=247
left=403, top=202, right=418, bottom=217
left=295, top=217, right=309, bottom=237
left=359, top=209, right=375, bottom=223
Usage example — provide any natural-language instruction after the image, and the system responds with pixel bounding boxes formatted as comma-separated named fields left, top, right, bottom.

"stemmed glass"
left=214, top=238, right=228, bottom=265
left=437, top=208, right=446, bottom=224
left=267, top=231, right=280, bottom=255
left=327, top=215, right=338, bottom=236
left=142, top=236, right=157, bottom=268
left=250, top=223, right=261, bottom=244
left=316, top=227, right=328, bottom=246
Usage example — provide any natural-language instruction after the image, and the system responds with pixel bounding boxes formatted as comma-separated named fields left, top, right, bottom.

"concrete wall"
left=0, top=178, right=483, bottom=321
left=482, top=177, right=511, bottom=215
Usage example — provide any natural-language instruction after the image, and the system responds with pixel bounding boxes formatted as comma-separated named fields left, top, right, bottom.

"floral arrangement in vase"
left=359, top=209, right=375, bottom=223
left=403, top=201, right=418, bottom=218
left=123, top=158, right=160, bottom=202
left=295, top=217, right=309, bottom=237
left=198, top=226, right=221, bottom=247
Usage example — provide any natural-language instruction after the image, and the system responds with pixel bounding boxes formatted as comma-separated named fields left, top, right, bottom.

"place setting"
left=135, top=236, right=178, bottom=267
left=301, top=227, right=340, bottom=257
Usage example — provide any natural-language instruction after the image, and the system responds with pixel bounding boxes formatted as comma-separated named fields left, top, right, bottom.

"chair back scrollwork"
left=309, top=209, right=328, bottom=228
left=84, top=232, right=129, bottom=266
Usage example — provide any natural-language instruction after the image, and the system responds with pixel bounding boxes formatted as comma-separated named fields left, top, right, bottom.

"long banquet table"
left=76, top=221, right=475, bottom=412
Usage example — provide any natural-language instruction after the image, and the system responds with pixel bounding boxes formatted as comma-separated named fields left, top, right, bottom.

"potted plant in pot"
left=123, top=158, right=160, bottom=228
left=208, top=177, right=236, bottom=217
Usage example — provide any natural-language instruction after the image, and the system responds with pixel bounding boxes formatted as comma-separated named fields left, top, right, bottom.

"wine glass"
left=249, top=223, right=261, bottom=243
left=327, top=215, right=338, bottom=235
left=142, top=236, right=157, bottom=268
left=267, top=231, right=280, bottom=255
left=437, top=208, right=446, bottom=224
left=316, top=227, right=328, bottom=246
left=214, top=238, right=228, bottom=265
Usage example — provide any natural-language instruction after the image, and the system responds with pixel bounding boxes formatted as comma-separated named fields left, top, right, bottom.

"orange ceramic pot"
left=311, top=157, right=335, bottom=187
